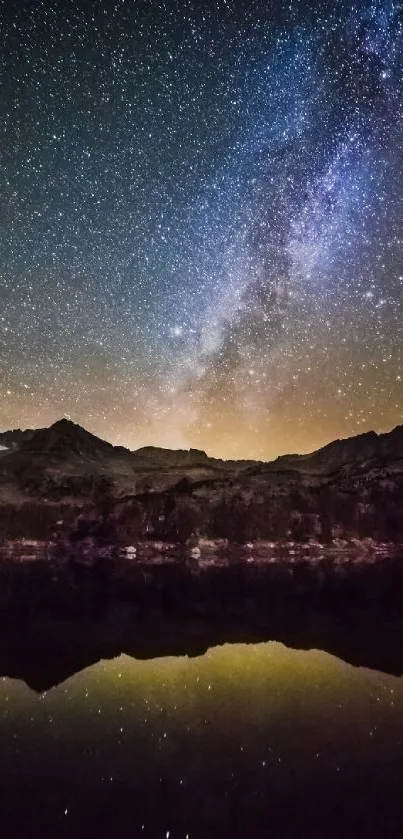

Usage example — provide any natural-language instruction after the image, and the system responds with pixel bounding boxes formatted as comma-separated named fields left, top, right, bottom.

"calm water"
left=1, top=641, right=403, bottom=838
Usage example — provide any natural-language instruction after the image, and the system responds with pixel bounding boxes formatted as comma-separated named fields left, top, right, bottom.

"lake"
left=1, top=638, right=403, bottom=838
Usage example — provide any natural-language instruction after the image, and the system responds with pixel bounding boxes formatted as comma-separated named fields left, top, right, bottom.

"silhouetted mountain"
left=273, top=426, right=403, bottom=472
left=1, top=419, right=403, bottom=543
left=19, top=418, right=116, bottom=458
left=0, top=426, right=37, bottom=450
left=134, top=445, right=210, bottom=467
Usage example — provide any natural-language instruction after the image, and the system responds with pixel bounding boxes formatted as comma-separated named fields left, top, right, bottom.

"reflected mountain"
left=2, top=606, right=403, bottom=692
left=2, top=549, right=403, bottom=691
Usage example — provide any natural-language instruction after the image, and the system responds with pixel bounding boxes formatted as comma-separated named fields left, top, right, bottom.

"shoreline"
left=0, top=536, right=401, bottom=564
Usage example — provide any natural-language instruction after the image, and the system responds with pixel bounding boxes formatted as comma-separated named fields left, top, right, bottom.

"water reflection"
left=1, top=639, right=403, bottom=837
left=2, top=608, right=403, bottom=692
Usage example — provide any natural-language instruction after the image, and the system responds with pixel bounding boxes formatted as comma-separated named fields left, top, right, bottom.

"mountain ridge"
left=1, top=418, right=403, bottom=544
left=2, top=415, right=403, bottom=466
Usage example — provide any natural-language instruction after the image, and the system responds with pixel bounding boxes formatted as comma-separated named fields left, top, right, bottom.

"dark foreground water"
left=1, top=640, right=403, bottom=839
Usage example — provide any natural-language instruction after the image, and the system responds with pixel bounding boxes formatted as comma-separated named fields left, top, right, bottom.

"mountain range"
left=0, top=418, right=403, bottom=544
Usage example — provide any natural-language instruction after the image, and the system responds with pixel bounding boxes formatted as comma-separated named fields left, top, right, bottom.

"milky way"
left=0, top=0, right=402, bottom=458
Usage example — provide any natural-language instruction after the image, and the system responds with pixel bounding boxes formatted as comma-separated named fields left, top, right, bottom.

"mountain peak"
left=20, top=418, right=114, bottom=457
left=48, top=417, right=94, bottom=437
left=50, top=417, right=79, bottom=430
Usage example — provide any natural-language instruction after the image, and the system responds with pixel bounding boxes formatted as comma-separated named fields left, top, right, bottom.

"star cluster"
left=0, top=0, right=402, bottom=458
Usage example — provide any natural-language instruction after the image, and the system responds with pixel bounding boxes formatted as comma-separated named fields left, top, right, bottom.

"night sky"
left=0, top=0, right=402, bottom=459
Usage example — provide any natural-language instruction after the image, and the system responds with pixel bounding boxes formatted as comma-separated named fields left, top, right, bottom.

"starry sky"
left=0, top=0, right=402, bottom=459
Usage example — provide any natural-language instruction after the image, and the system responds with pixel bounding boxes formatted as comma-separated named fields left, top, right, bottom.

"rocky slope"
left=0, top=418, right=403, bottom=544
